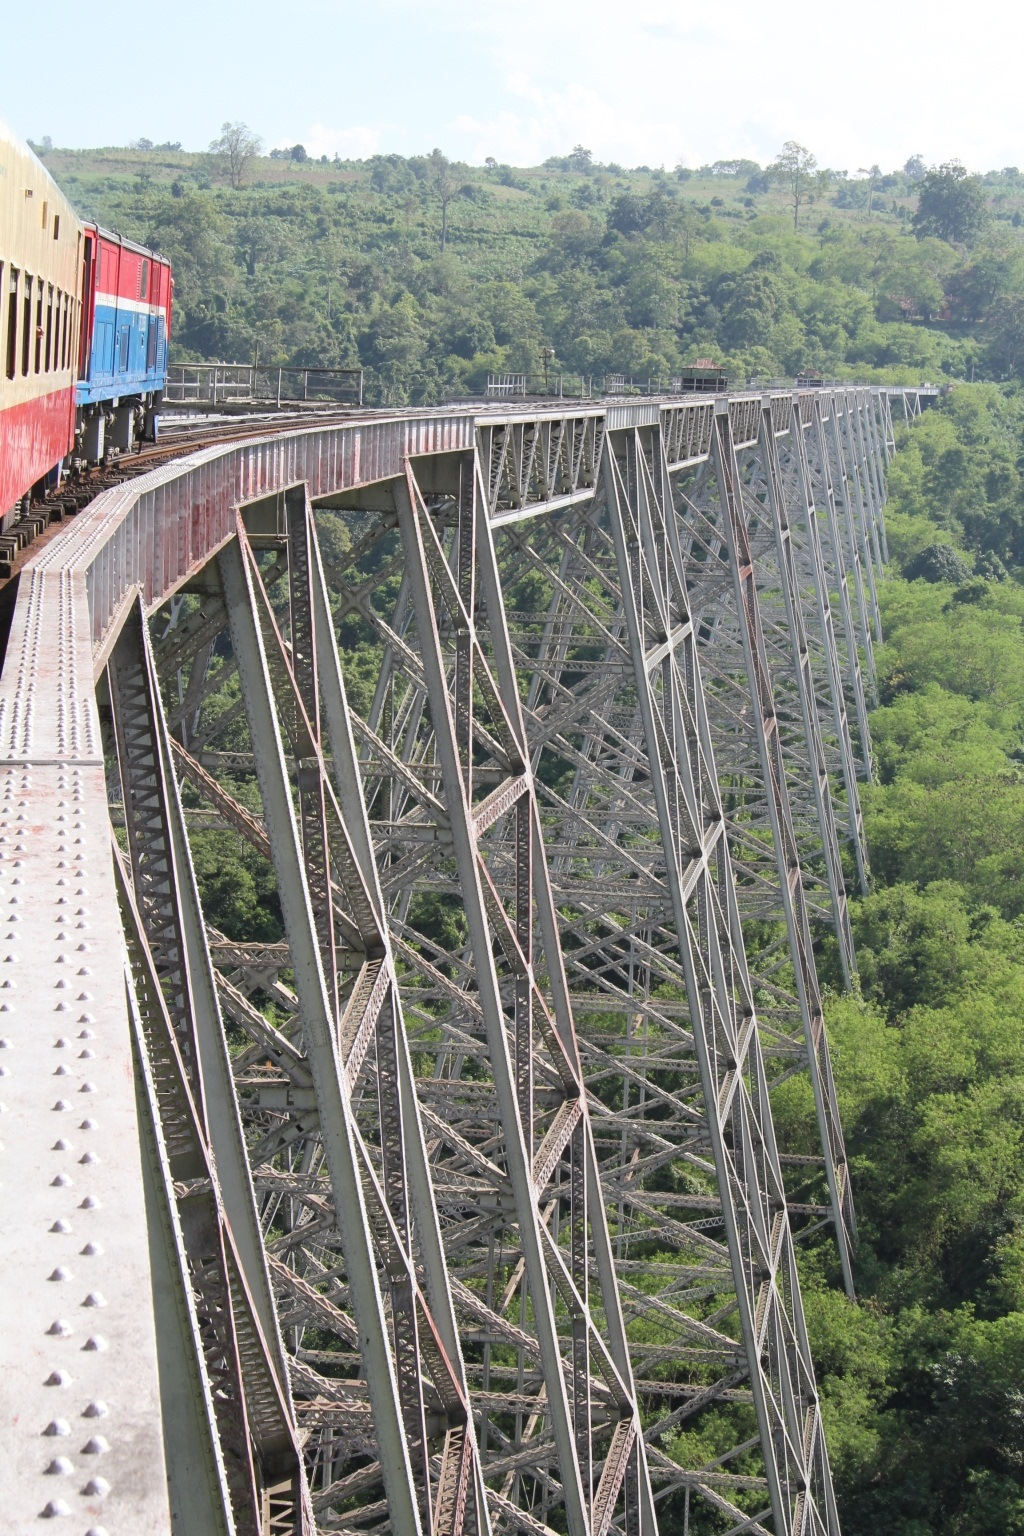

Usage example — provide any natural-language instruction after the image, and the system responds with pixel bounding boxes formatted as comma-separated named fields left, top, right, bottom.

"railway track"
left=3, top=407, right=371, bottom=583
left=4, top=393, right=604, bottom=582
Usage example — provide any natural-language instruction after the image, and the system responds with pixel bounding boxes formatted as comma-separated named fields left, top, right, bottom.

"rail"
left=165, top=362, right=364, bottom=407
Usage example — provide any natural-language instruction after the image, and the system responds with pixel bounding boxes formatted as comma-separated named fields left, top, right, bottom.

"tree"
left=209, top=121, right=264, bottom=190
left=427, top=149, right=468, bottom=254
left=770, top=141, right=818, bottom=230
left=904, top=154, right=927, bottom=182
left=568, top=144, right=593, bottom=173
left=912, top=161, right=988, bottom=247
left=858, top=163, right=882, bottom=215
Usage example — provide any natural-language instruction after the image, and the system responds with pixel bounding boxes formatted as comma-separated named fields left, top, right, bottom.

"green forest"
left=36, top=135, right=1024, bottom=402
left=43, top=131, right=1024, bottom=1531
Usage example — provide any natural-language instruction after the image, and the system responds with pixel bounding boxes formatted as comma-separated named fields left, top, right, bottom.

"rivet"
left=79, top=1120, right=97, bottom=1131
left=82, top=1401, right=108, bottom=1419
left=44, top=1369, right=72, bottom=1386
left=82, top=1477, right=109, bottom=1497
left=82, top=1293, right=106, bottom=1308
left=81, top=1436, right=108, bottom=1454
left=84, top=1526, right=109, bottom=1536
left=54, top=1064, right=69, bottom=1076
left=82, top=1337, right=106, bottom=1352
left=53, top=1100, right=70, bottom=1111
left=45, top=1456, right=74, bottom=1475
left=0, top=1037, right=10, bottom=1048
left=48, top=1267, right=73, bottom=1282
left=79, top=1152, right=97, bottom=1164
left=76, top=993, right=91, bottom=1002
left=80, top=1241, right=102, bottom=1256
left=79, top=1196, right=99, bottom=1209
left=78, top=1049, right=94, bottom=1060
left=50, top=1219, right=72, bottom=1234
left=46, top=1320, right=72, bottom=1336
left=79, top=1083, right=96, bottom=1094
left=76, top=968, right=91, bottom=976
left=51, top=1174, right=72, bottom=1187
left=77, top=1029, right=94, bottom=1040
left=77, top=1015, right=93, bottom=1025
left=40, top=1497, right=71, bottom=1516
left=43, top=1419, right=71, bottom=1437
left=52, top=1139, right=71, bottom=1150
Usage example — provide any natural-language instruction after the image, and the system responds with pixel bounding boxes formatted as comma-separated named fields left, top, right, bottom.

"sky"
left=3, top=0, right=1023, bottom=173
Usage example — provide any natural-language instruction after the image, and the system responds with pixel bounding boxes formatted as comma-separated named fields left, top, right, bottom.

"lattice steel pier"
left=0, top=385, right=929, bottom=1536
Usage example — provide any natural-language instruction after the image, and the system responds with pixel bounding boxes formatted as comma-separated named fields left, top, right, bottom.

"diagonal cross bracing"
left=0, top=385, right=923, bottom=1536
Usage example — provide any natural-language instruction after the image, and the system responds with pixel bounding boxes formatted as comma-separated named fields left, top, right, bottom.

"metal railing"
left=165, top=363, right=364, bottom=407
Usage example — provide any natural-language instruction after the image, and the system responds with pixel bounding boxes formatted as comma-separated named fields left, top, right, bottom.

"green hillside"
left=38, top=139, right=1024, bottom=403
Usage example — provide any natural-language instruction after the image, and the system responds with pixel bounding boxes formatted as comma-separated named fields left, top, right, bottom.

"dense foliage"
left=793, top=384, right=1024, bottom=1536
left=39, top=141, right=1024, bottom=402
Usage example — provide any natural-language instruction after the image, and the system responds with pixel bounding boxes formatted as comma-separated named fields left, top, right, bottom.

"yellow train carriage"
left=0, top=119, right=83, bottom=519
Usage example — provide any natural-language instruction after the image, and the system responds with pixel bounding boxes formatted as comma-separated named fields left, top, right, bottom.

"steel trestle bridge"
left=0, top=383, right=931, bottom=1536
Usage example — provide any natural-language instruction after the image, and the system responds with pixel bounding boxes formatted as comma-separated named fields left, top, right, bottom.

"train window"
left=140, top=260, right=149, bottom=300
left=53, top=215, right=60, bottom=241
left=41, top=201, right=48, bottom=231
left=118, top=325, right=130, bottom=371
left=34, top=279, right=43, bottom=374
left=21, top=275, right=31, bottom=376
left=6, top=269, right=17, bottom=382
left=45, top=285, right=53, bottom=372
left=146, top=314, right=157, bottom=370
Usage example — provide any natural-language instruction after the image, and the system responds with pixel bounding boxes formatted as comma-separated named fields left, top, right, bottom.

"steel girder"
left=0, top=386, right=917, bottom=1536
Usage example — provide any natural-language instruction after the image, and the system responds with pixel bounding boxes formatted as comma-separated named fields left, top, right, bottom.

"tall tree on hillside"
left=427, top=149, right=468, bottom=254
left=770, top=141, right=818, bottom=230
left=859, top=163, right=882, bottom=215
left=912, top=161, right=988, bottom=247
left=210, top=121, right=264, bottom=189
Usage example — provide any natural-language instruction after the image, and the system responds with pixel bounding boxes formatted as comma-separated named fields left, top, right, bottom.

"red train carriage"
left=77, top=224, right=172, bottom=458
left=0, top=118, right=83, bottom=524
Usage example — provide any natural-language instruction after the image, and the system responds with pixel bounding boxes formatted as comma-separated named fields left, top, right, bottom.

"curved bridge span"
left=0, top=386, right=927, bottom=1536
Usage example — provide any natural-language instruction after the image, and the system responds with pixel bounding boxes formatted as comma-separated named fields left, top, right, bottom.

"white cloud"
left=430, top=0, right=1024, bottom=172
left=449, top=75, right=683, bottom=169
left=277, top=123, right=384, bottom=159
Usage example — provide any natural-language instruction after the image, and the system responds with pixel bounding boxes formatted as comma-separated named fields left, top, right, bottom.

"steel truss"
left=0, top=386, right=919, bottom=1536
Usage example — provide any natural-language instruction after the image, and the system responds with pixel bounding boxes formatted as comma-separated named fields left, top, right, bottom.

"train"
left=0, top=117, right=172, bottom=525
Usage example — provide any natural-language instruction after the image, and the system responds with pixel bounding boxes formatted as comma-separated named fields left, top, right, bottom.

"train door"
left=79, top=234, right=94, bottom=381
